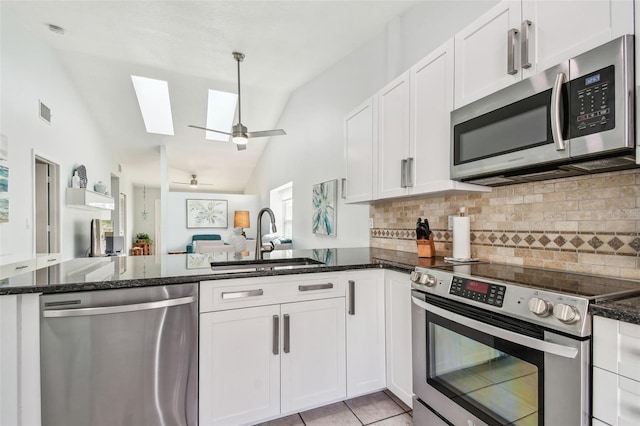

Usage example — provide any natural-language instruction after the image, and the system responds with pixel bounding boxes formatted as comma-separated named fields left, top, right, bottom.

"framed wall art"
left=312, top=179, right=337, bottom=236
left=187, top=199, right=228, bottom=228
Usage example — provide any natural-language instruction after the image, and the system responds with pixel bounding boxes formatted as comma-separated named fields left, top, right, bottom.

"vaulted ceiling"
left=4, top=1, right=416, bottom=192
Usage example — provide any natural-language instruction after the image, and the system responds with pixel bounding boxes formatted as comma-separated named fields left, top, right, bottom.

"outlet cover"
left=369, top=218, right=374, bottom=229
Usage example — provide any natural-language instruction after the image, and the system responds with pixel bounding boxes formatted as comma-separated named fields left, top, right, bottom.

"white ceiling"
left=4, top=0, right=416, bottom=192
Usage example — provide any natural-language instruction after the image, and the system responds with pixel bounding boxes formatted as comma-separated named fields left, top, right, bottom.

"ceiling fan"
left=171, top=174, right=214, bottom=189
left=189, top=52, right=286, bottom=151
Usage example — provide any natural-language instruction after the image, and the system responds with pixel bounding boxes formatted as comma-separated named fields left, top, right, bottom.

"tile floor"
left=255, top=390, right=413, bottom=426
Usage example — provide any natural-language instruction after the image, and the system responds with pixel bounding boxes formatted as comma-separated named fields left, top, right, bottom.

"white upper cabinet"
left=454, top=0, right=634, bottom=108
left=409, top=39, right=487, bottom=195
left=374, top=40, right=489, bottom=201
left=521, top=0, right=633, bottom=79
left=454, top=1, right=522, bottom=108
left=344, top=97, right=377, bottom=203
left=376, top=71, right=411, bottom=199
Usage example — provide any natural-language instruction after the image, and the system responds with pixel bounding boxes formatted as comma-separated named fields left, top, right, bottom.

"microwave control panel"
left=570, top=65, right=615, bottom=137
left=449, top=276, right=506, bottom=307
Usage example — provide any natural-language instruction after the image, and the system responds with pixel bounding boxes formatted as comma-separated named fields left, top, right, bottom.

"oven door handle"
left=412, top=296, right=579, bottom=359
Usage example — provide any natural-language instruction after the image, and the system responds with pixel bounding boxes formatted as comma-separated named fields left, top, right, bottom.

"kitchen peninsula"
left=2, top=247, right=432, bottom=295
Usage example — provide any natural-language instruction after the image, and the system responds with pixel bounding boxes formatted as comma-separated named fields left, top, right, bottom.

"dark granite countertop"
left=590, top=296, right=640, bottom=325
left=0, top=247, right=448, bottom=295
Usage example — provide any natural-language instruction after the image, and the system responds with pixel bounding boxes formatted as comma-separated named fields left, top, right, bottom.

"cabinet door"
left=521, top=0, right=633, bottom=79
left=409, top=39, right=455, bottom=194
left=344, top=97, right=377, bottom=203
left=346, top=271, right=386, bottom=397
left=454, top=1, right=522, bottom=108
left=377, top=71, right=410, bottom=199
left=281, top=298, right=346, bottom=414
left=199, top=305, right=281, bottom=426
left=384, top=271, right=413, bottom=408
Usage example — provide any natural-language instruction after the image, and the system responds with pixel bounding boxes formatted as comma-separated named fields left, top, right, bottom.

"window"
left=270, top=181, right=293, bottom=240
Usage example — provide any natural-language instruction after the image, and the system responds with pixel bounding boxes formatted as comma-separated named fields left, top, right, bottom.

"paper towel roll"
left=452, top=216, right=471, bottom=260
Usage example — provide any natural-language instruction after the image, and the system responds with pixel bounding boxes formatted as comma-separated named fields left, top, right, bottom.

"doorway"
left=34, top=155, right=60, bottom=255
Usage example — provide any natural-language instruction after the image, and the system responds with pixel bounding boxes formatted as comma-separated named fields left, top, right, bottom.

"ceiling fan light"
left=232, top=134, right=248, bottom=145
left=190, top=178, right=198, bottom=188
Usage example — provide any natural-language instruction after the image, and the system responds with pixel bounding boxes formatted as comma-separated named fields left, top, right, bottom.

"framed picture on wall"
left=312, top=179, right=337, bottom=236
left=186, top=199, right=228, bottom=228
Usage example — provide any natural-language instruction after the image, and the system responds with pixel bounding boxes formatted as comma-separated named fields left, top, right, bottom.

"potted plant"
left=135, top=233, right=153, bottom=245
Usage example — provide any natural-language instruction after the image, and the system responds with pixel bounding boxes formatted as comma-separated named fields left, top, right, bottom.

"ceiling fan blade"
left=236, top=144, right=247, bottom=151
left=188, top=124, right=232, bottom=136
left=246, top=129, right=287, bottom=138
left=171, top=182, right=190, bottom=185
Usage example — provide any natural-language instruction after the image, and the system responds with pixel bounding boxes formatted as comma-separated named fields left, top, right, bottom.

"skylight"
left=131, top=75, right=174, bottom=135
left=205, top=89, right=238, bottom=142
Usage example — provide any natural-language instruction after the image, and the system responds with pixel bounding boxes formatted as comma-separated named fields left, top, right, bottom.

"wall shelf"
left=66, top=188, right=115, bottom=210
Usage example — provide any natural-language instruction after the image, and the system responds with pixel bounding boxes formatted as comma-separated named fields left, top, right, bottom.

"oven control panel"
left=449, top=276, right=506, bottom=307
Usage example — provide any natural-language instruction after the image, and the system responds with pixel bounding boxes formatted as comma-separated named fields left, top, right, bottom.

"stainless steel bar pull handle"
left=348, top=280, right=355, bottom=315
left=550, top=72, right=566, bottom=151
left=15, top=265, right=29, bottom=270
left=221, top=289, right=264, bottom=299
left=273, top=315, right=280, bottom=355
left=298, top=283, right=333, bottom=292
left=43, top=295, right=196, bottom=318
left=405, top=157, right=414, bottom=187
left=521, top=20, right=532, bottom=69
left=341, top=178, right=347, bottom=199
left=400, top=159, right=407, bottom=188
left=412, top=296, right=579, bottom=359
left=507, top=28, right=519, bottom=75
left=283, top=314, right=290, bottom=354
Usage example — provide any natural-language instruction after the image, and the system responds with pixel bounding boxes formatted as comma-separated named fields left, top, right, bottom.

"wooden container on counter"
left=416, top=235, right=435, bottom=258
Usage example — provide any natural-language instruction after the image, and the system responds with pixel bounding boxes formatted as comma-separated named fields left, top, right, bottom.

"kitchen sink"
left=210, top=257, right=324, bottom=273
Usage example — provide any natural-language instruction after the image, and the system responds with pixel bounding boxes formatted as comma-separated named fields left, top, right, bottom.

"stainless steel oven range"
left=410, top=262, right=640, bottom=426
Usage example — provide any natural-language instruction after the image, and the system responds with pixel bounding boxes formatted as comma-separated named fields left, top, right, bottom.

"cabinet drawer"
left=593, top=367, right=640, bottom=426
left=593, top=316, right=640, bottom=381
left=200, top=273, right=345, bottom=312
left=36, top=253, right=61, bottom=269
left=0, top=259, right=36, bottom=279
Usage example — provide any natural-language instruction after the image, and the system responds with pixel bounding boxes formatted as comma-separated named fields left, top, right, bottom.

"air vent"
left=39, top=101, right=51, bottom=124
left=566, top=156, right=636, bottom=172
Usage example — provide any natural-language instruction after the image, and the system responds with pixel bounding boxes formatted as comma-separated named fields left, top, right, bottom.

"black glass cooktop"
left=431, top=262, right=640, bottom=299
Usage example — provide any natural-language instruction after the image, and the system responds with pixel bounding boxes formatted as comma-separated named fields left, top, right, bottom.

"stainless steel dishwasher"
left=40, top=283, right=198, bottom=426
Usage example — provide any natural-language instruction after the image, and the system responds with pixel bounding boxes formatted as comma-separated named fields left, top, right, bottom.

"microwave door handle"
left=507, top=28, right=519, bottom=75
left=551, top=72, right=567, bottom=151
left=411, top=296, right=579, bottom=359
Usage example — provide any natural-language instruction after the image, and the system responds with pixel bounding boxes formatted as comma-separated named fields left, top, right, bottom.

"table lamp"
left=232, top=210, right=250, bottom=255
left=233, top=211, right=250, bottom=237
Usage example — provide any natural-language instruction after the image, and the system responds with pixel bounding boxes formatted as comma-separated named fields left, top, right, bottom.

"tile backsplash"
left=370, top=169, right=640, bottom=279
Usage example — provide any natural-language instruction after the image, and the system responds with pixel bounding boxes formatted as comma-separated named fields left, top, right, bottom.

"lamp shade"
left=233, top=210, right=250, bottom=228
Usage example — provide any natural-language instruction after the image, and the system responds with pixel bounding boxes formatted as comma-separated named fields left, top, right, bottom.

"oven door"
left=412, top=291, right=590, bottom=426
left=451, top=62, right=570, bottom=183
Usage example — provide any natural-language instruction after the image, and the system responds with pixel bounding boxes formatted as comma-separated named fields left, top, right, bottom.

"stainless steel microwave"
left=451, top=35, right=636, bottom=186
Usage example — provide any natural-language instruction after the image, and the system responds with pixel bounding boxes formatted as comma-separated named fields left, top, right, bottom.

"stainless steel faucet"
left=255, top=207, right=277, bottom=260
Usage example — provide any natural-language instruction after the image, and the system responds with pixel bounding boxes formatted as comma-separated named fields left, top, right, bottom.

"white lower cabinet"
left=592, top=316, right=640, bottom=426
left=199, top=274, right=346, bottom=426
left=346, top=270, right=386, bottom=397
left=199, top=305, right=281, bottom=425
left=384, top=270, right=413, bottom=408
left=0, top=294, right=41, bottom=426
left=280, top=298, right=346, bottom=413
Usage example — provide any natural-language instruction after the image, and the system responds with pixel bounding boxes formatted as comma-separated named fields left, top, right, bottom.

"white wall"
left=244, top=1, right=497, bottom=250
left=165, top=191, right=259, bottom=252
left=0, top=12, right=122, bottom=260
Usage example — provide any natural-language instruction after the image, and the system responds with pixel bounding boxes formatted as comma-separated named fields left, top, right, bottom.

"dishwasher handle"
left=43, top=295, right=196, bottom=318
